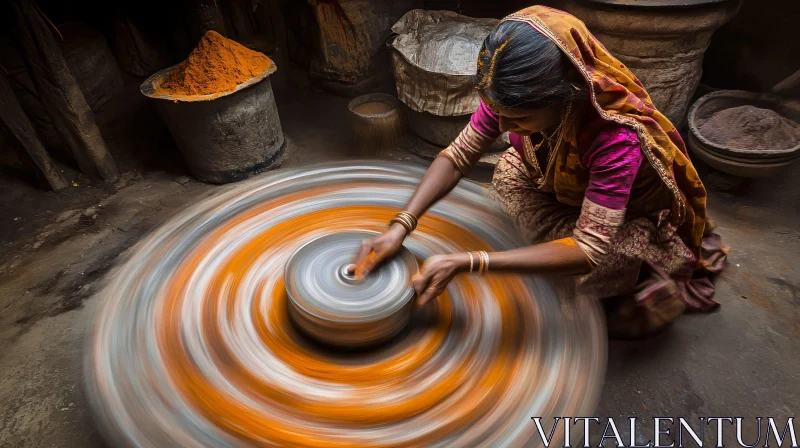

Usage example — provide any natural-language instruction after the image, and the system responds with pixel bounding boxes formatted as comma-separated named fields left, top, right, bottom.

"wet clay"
left=353, top=101, right=393, bottom=115
left=699, top=105, right=800, bottom=151
left=354, top=251, right=378, bottom=278
left=156, top=30, right=272, bottom=97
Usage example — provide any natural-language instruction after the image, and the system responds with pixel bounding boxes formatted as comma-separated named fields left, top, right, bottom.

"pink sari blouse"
left=438, top=99, right=647, bottom=266
left=469, top=100, right=643, bottom=211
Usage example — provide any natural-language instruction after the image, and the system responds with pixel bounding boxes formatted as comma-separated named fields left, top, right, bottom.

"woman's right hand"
left=351, top=156, right=466, bottom=278
left=352, top=223, right=408, bottom=278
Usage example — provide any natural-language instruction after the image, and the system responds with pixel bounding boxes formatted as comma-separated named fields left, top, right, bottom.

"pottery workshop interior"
left=0, top=0, right=798, bottom=447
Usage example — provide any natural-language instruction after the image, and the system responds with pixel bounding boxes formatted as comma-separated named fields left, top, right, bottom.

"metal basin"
left=687, top=90, right=800, bottom=178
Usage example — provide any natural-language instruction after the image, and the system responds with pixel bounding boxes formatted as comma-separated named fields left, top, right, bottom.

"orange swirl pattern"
left=86, top=162, right=606, bottom=447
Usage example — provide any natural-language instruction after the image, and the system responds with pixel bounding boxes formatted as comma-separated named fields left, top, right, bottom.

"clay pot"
left=565, top=0, right=740, bottom=125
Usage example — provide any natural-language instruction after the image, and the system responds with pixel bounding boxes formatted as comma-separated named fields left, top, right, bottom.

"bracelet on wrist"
left=389, top=211, right=418, bottom=234
left=467, top=250, right=490, bottom=274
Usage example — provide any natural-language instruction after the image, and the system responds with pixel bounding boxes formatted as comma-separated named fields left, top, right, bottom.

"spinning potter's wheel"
left=86, top=162, right=606, bottom=447
left=285, top=231, right=418, bottom=348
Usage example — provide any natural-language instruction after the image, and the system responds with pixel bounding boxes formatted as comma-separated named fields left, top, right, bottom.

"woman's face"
left=479, top=92, right=560, bottom=136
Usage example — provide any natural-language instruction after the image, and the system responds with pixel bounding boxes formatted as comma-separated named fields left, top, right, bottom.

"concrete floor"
left=0, top=64, right=798, bottom=447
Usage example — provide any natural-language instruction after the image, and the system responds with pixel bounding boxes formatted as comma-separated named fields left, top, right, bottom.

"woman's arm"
left=413, top=125, right=644, bottom=306
left=354, top=103, right=501, bottom=275
left=478, top=238, right=591, bottom=275
left=352, top=157, right=464, bottom=275
left=413, top=238, right=591, bottom=306
left=402, top=156, right=464, bottom=219
left=405, top=105, right=503, bottom=217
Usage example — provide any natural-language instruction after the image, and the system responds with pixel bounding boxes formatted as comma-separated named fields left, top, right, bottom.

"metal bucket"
left=140, top=62, right=286, bottom=184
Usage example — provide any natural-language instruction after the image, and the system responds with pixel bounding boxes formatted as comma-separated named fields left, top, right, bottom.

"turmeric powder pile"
left=156, top=30, right=273, bottom=97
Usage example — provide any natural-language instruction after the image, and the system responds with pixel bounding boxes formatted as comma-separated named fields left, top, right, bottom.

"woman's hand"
left=412, top=253, right=469, bottom=307
left=352, top=157, right=466, bottom=278
left=352, top=223, right=408, bottom=278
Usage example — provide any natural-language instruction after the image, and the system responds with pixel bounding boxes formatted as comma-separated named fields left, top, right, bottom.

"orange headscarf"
left=503, top=6, right=707, bottom=254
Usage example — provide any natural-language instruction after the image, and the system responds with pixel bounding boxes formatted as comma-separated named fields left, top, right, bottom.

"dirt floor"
left=0, top=60, right=798, bottom=447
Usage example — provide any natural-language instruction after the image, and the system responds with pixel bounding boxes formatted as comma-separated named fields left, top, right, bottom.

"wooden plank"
left=0, top=73, right=68, bottom=190
left=10, top=0, right=118, bottom=181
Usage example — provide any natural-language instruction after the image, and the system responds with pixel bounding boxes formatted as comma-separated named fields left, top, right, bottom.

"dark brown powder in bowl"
left=699, top=105, right=800, bottom=151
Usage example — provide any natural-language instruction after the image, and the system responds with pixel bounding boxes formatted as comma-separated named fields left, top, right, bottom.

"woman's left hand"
left=412, top=254, right=467, bottom=307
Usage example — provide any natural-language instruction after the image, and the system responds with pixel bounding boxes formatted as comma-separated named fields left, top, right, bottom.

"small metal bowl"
left=284, top=231, right=418, bottom=349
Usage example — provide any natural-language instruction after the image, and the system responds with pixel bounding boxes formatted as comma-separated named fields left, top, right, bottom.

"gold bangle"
left=471, top=251, right=489, bottom=274
left=475, top=251, right=484, bottom=274
left=402, top=211, right=418, bottom=230
left=389, top=217, right=410, bottom=233
left=389, top=211, right=418, bottom=234
left=479, top=251, right=490, bottom=274
left=390, top=215, right=412, bottom=233
left=468, top=252, right=474, bottom=273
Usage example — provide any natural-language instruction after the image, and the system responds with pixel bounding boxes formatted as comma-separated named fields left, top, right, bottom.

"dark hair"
left=474, top=21, right=587, bottom=110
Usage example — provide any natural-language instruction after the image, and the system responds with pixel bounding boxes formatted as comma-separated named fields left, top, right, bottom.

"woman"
left=355, top=6, right=726, bottom=338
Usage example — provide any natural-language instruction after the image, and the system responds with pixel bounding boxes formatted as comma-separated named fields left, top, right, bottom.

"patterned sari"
left=438, top=6, right=727, bottom=338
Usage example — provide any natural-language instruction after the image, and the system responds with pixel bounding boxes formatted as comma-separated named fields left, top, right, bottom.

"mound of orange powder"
left=157, top=30, right=273, bottom=97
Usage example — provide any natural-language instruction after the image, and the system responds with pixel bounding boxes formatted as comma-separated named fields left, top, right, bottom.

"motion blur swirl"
left=285, top=231, right=419, bottom=348
left=86, top=161, right=606, bottom=448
